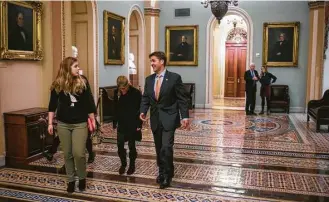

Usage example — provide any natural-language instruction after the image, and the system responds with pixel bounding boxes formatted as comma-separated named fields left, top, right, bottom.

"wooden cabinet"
left=4, top=107, right=53, bottom=166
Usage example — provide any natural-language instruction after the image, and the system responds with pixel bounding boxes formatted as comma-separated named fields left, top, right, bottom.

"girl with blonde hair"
left=48, top=57, right=96, bottom=193
left=113, top=75, right=142, bottom=175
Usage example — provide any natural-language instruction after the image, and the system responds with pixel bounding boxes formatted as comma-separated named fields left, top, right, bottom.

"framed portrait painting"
left=263, top=22, right=300, bottom=67
left=0, top=1, right=43, bottom=60
left=103, top=10, right=125, bottom=65
left=165, top=25, right=198, bottom=66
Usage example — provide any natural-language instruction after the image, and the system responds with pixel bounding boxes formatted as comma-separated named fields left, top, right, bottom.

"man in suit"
left=173, top=35, right=191, bottom=61
left=271, top=33, right=292, bottom=62
left=244, top=63, right=260, bottom=115
left=8, top=12, right=32, bottom=51
left=140, top=51, right=190, bottom=189
left=108, top=25, right=120, bottom=60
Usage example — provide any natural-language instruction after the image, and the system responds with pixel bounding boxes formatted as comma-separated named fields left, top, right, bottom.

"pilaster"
left=144, top=1, right=160, bottom=77
left=306, top=1, right=325, bottom=104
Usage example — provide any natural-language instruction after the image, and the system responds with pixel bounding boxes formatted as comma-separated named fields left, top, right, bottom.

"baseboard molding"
left=204, top=104, right=212, bottom=108
left=213, top=95, right=221, bottom=99
left=195, top=104, right=205, bottom=108
left=0, top=155, right=5, bottom=167
left=212, top=106, right=245, bottom=110
left=254, top=106, right=305, bottom=113
left=290, top=107, right=305, bottom=113
left=198, top=104, right=305, bottom=113
left=196, top=103, right=305, bottom=113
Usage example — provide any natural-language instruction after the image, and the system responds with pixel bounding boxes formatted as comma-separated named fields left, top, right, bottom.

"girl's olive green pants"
left=57, top=121, right=88, bottom=182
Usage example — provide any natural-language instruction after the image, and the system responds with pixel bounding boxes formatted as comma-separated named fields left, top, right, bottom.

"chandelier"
left=201, top=0, right=238, bottom=24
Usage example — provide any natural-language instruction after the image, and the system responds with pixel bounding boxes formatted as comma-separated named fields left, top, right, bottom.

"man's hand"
left=139, top=113, right=147, bottom=122
left=181, top=119, right=190, bottom=129
left=253, top=76, right=258, bottom=81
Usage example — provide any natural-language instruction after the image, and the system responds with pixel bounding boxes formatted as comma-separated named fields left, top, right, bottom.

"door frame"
left=127, top=5, right=145, bottom=90
left=205, top=7, right=253, bottom=108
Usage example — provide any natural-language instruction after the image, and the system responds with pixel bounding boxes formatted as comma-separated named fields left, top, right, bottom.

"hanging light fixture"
left=201, top=0, right=238, bottom=24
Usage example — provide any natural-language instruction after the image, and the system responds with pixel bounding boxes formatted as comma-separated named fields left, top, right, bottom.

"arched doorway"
left=205, top=7, right=253, bottom=108
left=224, top=27, right=247, bottom=98
left=128, top=5, right=145, bottom=90
left=71, top=1, right=98, bottom=98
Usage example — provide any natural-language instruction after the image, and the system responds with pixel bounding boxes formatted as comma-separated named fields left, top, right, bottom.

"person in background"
left=48, top=57, right=96, bottom=193
left=244, top=63, right=260, bottom=115
left=259, top=66, right=277, bottom=115
left=113, top=76, right=142, bottom=175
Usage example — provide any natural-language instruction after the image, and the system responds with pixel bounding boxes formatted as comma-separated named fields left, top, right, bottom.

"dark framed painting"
left=165, top=25, right=198, bottom=66
left=103, top=10, right=125, bottom=65
left=263, top=22, right=300, bottom=67
left=0, top=1, right=43, bottom=60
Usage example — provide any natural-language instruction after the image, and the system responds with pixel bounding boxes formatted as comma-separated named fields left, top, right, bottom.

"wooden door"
left=224, top=42, right=247, bottom=97
left=237, top=46, right=247, bottom=97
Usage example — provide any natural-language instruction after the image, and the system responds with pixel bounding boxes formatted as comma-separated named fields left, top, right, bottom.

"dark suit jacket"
left=271, top=40, right=292, bottom=62
left=140, top=70, right=189, bottom=132
left=108, top=35, right=120, bottom=60
left=174, top=42, right=190, bottom=61
left=244, top=70, right=260, bottom=92
left=8, top=25, right=32, bottom=51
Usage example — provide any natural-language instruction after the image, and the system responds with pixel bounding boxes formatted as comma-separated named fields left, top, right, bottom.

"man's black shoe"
left=43, top=152, right=53, bottom=161
left=156, top=174, right=164, bottom=184
left=159, top=177, right=171, bottom=189
left=127, top=165, right=135, bottom=175
left=119, top=165, right=126, bottom=175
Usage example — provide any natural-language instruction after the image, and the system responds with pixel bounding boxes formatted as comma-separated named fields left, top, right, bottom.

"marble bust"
left=128, top=53, right=137, bottom=75
left=72, top=46, right=83, bottom=75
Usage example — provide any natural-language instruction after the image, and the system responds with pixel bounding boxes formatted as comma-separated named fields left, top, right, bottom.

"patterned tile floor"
left=1, top=109, right=329, bottom=202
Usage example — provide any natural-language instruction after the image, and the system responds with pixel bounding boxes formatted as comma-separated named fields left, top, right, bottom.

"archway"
left=127, top=5, right=145, bottom=90
left=71, top=1, right=99, bottom=100
left=205, top=7, right=253, bottom=108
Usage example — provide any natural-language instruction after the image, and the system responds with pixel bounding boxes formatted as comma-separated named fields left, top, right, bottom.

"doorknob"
left=237, top=78, right=240, bottom=83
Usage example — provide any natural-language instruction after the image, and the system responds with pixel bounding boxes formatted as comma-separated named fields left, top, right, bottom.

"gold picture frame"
left=0, top=1, right=43, bottom=60
left=103, top=10, right=125, bottom=65
left=165, top=25, right=198, bottom=66
left=263, top=22, right=300, bottom=67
